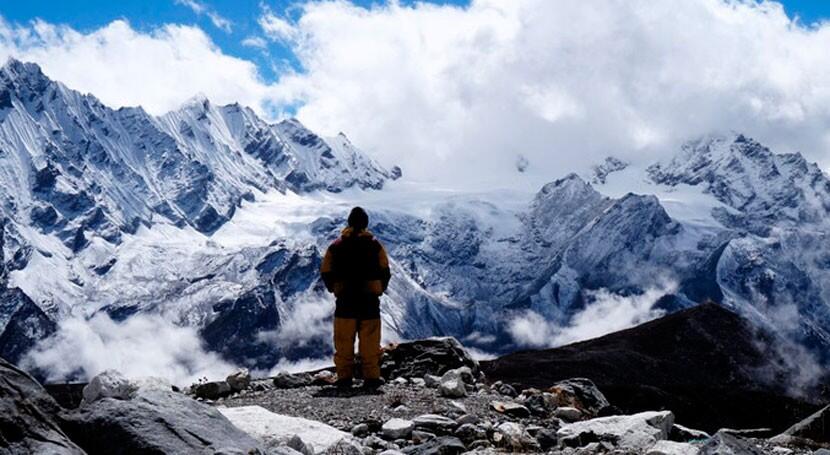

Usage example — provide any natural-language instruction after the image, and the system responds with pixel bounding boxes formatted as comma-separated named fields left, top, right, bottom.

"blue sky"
left=0, top=0, right=470, bottom=81
left=1, top=0, right=825, bottom=83
left=1, top=1, right=830, bottom=181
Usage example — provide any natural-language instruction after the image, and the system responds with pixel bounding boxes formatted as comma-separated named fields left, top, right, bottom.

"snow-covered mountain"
left=0, top=59, right=828, bottom=382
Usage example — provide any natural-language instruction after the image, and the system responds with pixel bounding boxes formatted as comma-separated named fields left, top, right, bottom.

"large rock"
left=61, top=388, right=262, bottom=454
left=0, top=357, right=84, bottom=454
left=547, top=378, right=610, bottom=416
left=82, top=370, right=138, bottom=403
left=226, top=369, right=251, bottom=392
left=218, top=405, right=349, bottom=453
left=381, top=338, right=479, bottom=380
left=770, top=404, right=830, bottom=448
left=648, top=440, right=701, bottom=455
left=700, top=431, right=763, bottom=455
left=557, top=411, right=675, bottom=452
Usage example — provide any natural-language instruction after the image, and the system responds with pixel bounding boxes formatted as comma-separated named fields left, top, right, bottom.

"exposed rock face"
left=82, top=370, right=138, bottom=403
left=381, top=338, right=480, bottom=380
left=61, top=388, right=262, bottom=454
left=557, top=411, right=675, bottom=452
left=217, top=405, right=349, bottom=453
left=770, top=404, right=830, bottom=448
left=0, top=357, right=84, bottom=454
left=482, top=303, right=827, bottom=433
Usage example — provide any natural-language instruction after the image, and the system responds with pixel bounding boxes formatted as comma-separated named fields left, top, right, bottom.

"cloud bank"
left=2, top=1, right=830, bottom=187
left=21, top=313, right=236, bottom=386
left=508, top=283, right=675, bottom=348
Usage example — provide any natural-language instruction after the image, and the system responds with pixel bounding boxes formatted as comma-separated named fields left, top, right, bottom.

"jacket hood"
left=341, top=227, right=374, bottom=238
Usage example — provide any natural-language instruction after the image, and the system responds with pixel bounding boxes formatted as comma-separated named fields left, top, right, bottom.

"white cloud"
left=242, top=36, right=269, bottom=49
left=21, top=313, right=237, bottom=387
left=0, top=17, right=285, bottom=116
left=508, top=282, right=676, bottom=348
left=2, top=1, right=830, bottom=187
left=175, top=0, right=233, bottom=33
left=258, top=7, right=298, bottom=42
left=273, top=0, right=830, bottom=186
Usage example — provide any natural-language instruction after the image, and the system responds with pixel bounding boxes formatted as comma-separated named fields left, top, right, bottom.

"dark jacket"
left=320, top=227, right=391, bottom=319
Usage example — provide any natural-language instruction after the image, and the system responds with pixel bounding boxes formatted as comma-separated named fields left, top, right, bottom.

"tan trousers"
left=333, top=317, right=381, bottom=380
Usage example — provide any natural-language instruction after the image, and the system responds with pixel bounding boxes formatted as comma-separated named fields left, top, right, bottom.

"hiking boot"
left=362, top=378, right=384, bottom=390
left=335, top=377, right=353, bottom=390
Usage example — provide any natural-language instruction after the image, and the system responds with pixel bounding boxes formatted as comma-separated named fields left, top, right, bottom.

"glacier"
left=0, top=59, right=828, bottom=381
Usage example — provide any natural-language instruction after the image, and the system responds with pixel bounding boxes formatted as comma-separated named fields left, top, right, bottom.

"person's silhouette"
left=320, top=207, right=391, bottom=390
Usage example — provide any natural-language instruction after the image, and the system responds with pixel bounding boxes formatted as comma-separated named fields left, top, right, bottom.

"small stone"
left=455, top=414, right=478, bottom=426
left=411, top=430, right=435, bottom=444
left=402, top=436, right=465, bottom=455
left=392, top=377, right=409, bottom=386
left=449, top=401, right=466, bottom=413
left=494, top=422, right=538, bottom=452
left=410, top=378, right=426, bottom=387
left=351, top=423, right=370, bottom=437
left=287, top=435, right=314, bottom=455
left=326, top=438, right=363, bottom=455
left=226, top=368, right=251, bottom=392
left=454, top=423, right=486, bottom=443
left=378, top=450, right=405, bottom=455
left=535, top=428, right=558, bottom=451
left=554, top=407, right=583, bottom=422
left=413, top=414, right=458, bottom=435
left=382, top=418, right=415, bottom=440
left=313, top=370, right=337, bottom=385
left=490, top=400, right=530, bottom=418
left=496, top=383, right=518, bottom=397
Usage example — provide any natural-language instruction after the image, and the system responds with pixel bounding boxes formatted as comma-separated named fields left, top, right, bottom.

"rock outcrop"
left=0, top=357, right=83, bottom=454
left=60, top=372, right=263, bottom=454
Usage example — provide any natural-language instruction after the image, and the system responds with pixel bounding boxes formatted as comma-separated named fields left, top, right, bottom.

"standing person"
left=320, top=207, right=391, bottom=390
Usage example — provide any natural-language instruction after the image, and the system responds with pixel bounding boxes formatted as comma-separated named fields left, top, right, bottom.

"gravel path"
left=216, top=381, right=553, bottom=433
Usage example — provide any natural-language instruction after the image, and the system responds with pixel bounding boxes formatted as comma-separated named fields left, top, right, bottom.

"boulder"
left=382, top=418, right=415, bottom=440
left=557, top=411, right=675, bottom=452
left=413, top=414, right=458, bottom=435
left=438, top=378, right=466, bottom=398
left=424, top=375, right=441, bottom=388
left=61, top=388, right=262, bottom=454
left=648, top=440, right=701, bottom=455
left=0, top=357, right=84, bottom=454
left=82, top=369, right=138, bottom=403
left=218, top=405, right=349, bottom=453
left=402, top=436, right=466, bottom=455
left=547, top=378, right=610, bottom=416
left=490, top=400, right=530, bottom=418
left=700, top=431, right=763, bottom=455
left=770, top=405, right=830, bottom=448
left=193, top=380, right=232, bottom=400
left=273, top=372, right=312, bottom=389
left=226, top=369, right=251, bottom=392
left=381, top=338, right=479, bottom=380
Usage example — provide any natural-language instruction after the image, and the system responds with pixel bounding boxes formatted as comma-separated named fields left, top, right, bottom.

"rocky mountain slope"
left=481, top=303, right=828, bottom=433
left=0, top=59, right=827, bottom=389
left=5, top=322, right=829, bottom=454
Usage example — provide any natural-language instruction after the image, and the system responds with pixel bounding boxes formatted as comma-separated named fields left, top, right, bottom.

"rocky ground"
left=3, top=337, right=830, bottom=454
